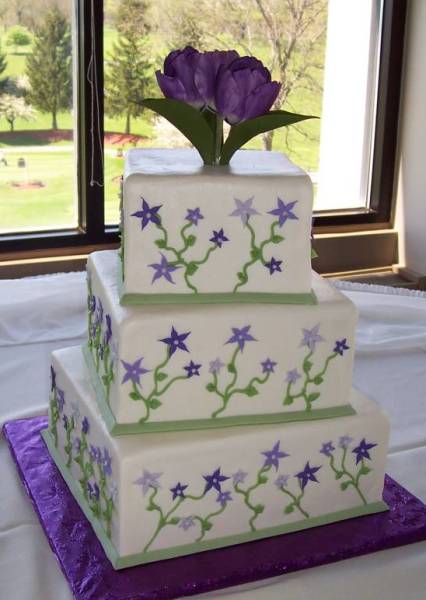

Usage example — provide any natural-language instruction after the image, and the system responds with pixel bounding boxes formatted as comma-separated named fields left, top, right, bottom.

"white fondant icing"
left=122, top=149, right=313, bottom=296
left=87, top=250, right=357, bottom=426
left=49, top=346, right=389, bottom=561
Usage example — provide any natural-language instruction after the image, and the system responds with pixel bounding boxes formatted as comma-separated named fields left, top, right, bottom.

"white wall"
left=395, top=0, right=426, bottom=275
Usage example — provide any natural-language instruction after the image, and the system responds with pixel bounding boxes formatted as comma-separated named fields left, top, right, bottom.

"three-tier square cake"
left=42, top=147, right=389, bottom=569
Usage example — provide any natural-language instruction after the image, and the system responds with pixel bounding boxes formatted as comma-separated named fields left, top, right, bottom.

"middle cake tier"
left=86, top=250, right=357, bottom=433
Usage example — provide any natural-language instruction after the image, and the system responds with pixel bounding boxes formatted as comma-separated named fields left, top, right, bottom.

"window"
left=0, top=0, right=407, bottom=267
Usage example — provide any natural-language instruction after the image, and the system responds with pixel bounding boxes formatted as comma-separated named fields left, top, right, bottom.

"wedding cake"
left=42, top=47, right=389, bottom=570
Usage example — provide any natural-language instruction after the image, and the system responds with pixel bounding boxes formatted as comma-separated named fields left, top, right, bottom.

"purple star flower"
left=186, top=207, right=203, bottom=225
left=131, top=198, right=162, bottom=230
left=261, top=358, right=277, bottom=374
left=50, top=365, right=56, bottom=391
left=104, top=314, right=112, bottom=345
left=210, top=228, right=229, bottom=248
left=209, top=358, right=225, bottom=374
left=275, top=474, right=290, bottom=488
left=184, top=360, right=201, bottom=378
left=262, top=441, right=289, bottom=470
left=320, top=441, right=335, bottom=457
left=339, top=435, right=353, bottom=449
left=217, top=490, right=232, bottom=507
left=352, top=438, right=377, bottom=464
left=264, top=257, right=283, bottom=275
left=179, top=516, right=195, bottom=531
left=82, top=416, right=90, bottom=435
left=62, top=414, right=68, bottom=429
left=149, top=254, right=180, bottom=284
left=301, top=324, right=324, bottom=352
left=102, top=448, right=112, bottom=477
left=99, top=343, right=105, bottom=361
left=268, top=198, right=298, bottom=227
left=134, top=469, right=162, bottom=496
left=334, top=338, right=350, bottom=356
left=226, top=325, right=257, bottom=352
left=296, top=462, right=321, bottom=490
left=203, top=467, right=229, bottom=493
left=89, top=445, right=102, bottom=464
left=170, top=482, right=188, bottom=500
left=121, top=358, right=150, bottom=385
left=88, top=294, right=96, bottom=314
left=160, top=327, right=190, bottom=357
left=232, top=469, right=248, bottom=486
left=56, top=388, right=65, bottom=412
left=229, top=197, right=260, bottom=224
left=72, top=437, right=81, bottom=453
left=285, top=369, right=301, bottom=384
left=87, top=481, right=100, bottom=501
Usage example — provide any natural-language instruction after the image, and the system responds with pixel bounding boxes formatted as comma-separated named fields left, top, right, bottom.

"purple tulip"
left=215, top=56, right=281, bottom=124
left=194, top=50, right=240, bottom=110
left=156, top=46, right=204, bottom=109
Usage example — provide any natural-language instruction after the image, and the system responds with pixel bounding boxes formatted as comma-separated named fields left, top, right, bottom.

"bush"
left=6, top=26, right=32, bottom=50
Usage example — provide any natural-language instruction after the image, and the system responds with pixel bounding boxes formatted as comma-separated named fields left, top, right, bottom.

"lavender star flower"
left=82, top=416, right=90, bottom=435
left=262, top=441, right=289, bottom=470
left=107, top=480, right=118, bottom=502
left=226, top=325, right=257, bottom=352
left=184, top=360, right=201, bottom=378
left=352, top=438, right=377, bottom=464
left=229, top=197, right=260, bottom=224
left=232, top=469, right=248, bottom=486
left=134, top=469, right=162, bottom=496
left=296, top=462, right=321, bottom=490
left=339, top=435, right=353, bottom=449
left=275, top=474, right=290, bottom=489
left=210, top=228, right=229, bottom=248
left=50, top=365, right=56, bottom=391
left=264, top=257, right=283, bottom=275
left=179, top=516, right=195, bottom=531
left=301, top=324, right=324, bottom=352
left=334, top=338, right=350, bottom=356
left=121, top=358, right=150, bottom=385
left=170, top=482, right=188, bottom=500
left=102, top=448, right=112, bottom=477
left=209, top=358, right=225, bottom=374
left=261, top=358, right=277, bottom=374
left=72, top=437, right=81, bottom=453
left=320, top=441, right=335, bottom=457
left=89, top=445, right=102, bottom=464
left=217, top=490, right=232, bottom=507
left=285, top=369, right=301, bottom=384
left=203, top=467, right=229, bottom=493
left=131, top=198, right=162, bottom=230
left=268, top=198, right=298, bottom=227
left=149, top=254, right=180, bottom=284
left=70, top=401, right=80, bottom=423
left=94, top=298, right=103, bottom=326
left=186, top=207, right=204, bottom=225
left=160, top=326, right=190, bottom=357
left=56, top=388, right=65, bottom=412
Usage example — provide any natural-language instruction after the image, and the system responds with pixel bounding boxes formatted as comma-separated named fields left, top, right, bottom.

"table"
left=1, top=271, right=425, bottom=600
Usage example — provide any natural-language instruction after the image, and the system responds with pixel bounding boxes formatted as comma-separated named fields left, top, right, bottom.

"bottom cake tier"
left=45, top=346, right=389, bottom=569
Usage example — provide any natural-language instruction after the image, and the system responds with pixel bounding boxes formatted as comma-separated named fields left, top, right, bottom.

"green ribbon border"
left=42, top=428, right=388, bottom=570
left=83, top=346, right=356, bottom=436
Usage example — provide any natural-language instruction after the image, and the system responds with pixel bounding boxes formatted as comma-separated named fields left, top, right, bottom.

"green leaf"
left=254, top=504, right=265, bottom=514
left=340, top=481, right=351, bottom=491
left=359, top=466, right=371, bottom=476
left=284, top=504, right=294, bottom=514
left=237, top=272, right=248, bottom=283
left=155, top=239, right=166, bottom=248
left=227, top=363, right=236, bottom=373
left=129, top=391, right=142, bottom=401
left=149, top=398, right=162, bottom=409
left=101, top=375, right=109, bottom=386
left=271, top=235, right=284, bottom=243
left=245, top=385, right=259, bottom=397
left=155, top=372, right=168, bottom=382
left=186, top=234, right=196, bottom=247
left=140, top=98, right=215, bottom=164
left=283, top=396, right=294, bottom=405
left=203, top=521, right=213, bottom=531
left=303, top=359, right=313, bottom=374
left=258, top=476, right=268, bottom=484
left=186, top=262, right=199, bottom=275
left=146, top=504, right=156, bottom=511
left=335, top=471, right=344, bottom=480
left=220, top=110, right=317, bottom=165
left=169, top=517, right=180, bottom=525
left=311, top=246, right=318, bottom=259
left=206, top=382, right=216, bottom=392
left=313, top=375, right=324, bottom=385
left=307, top=392, right=320, bottom=403
left=250, top=247, right=262, bottom=260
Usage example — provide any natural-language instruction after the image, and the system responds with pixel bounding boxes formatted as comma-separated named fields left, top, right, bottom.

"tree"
left=25, top=6, right=71, bottom=129
left=0, top=42, right=8, bottom=93
left=104, top=0, right=154, bottom=134
left=0, top=94, right=34, bottom=130
left=6, top=25, right=32, bottom=53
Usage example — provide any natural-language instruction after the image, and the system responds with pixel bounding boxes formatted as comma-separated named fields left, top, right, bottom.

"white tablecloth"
left=1, top=272, right=425, bottom=600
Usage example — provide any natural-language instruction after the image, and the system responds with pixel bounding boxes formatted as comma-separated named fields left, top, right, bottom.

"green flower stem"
left=211, top=347, right=240, bottom=418
left=157, top=374, right=188, bottom=395
left=229, top=373, right=270, bottom=399
left=102, top=344, right=115, bottom=405
left=328, top=451, right=368, bottom=505
left=233, top=219, right=282, bottom=293
left=143, top=488, right=183, bottom=553
left=195, top=503, right=227, bottom=543
left=96, top=461, right=114, bottom=539
left=283, top=350, right=338, bottom=412
left=74, top=432, right=92, bottom=501
left=279, top=481, right=309, bottom=519
left=234, top=465, right=271, bottom=531
left=64, top=416, right=75, bottom=469
left=49, top=390, right=59, bottom=447
left=94, top=324, right=102, bottom=371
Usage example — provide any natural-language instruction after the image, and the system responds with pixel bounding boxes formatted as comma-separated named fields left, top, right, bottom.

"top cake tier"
left=120, top=148, right=313, bottom=305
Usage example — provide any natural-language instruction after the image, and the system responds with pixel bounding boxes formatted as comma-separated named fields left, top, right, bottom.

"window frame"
left=0, top=0, right=407, bottom=259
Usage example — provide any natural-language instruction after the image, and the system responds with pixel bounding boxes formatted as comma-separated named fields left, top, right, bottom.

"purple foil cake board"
left=4, top=416, right=426, bottom=600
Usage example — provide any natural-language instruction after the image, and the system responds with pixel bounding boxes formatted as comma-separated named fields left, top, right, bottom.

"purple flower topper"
left=140, top=47, right=314, bottom=165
